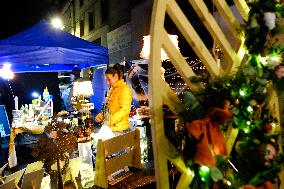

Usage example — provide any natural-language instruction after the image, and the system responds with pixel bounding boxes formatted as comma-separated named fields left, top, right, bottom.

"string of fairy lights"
left=7, top=79, right=15, bottom=99
left=126, top=55, right=220, bottom=99
left=163, top=58, right=211, bottom=96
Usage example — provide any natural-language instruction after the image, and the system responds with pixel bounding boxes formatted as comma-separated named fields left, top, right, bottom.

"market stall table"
left=8, top=122, right=47, bottom=168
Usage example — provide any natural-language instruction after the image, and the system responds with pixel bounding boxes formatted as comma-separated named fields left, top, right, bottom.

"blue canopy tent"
left=0, top=19, right=109, bottom=117
left=0, top=20, right=108, bottom=73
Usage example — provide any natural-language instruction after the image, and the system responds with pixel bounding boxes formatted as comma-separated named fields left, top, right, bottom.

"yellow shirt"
left=97, top=79, right=132, bottom=131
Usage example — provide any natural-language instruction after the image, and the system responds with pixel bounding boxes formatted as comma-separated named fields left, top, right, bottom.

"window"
left=80, top=20, right=84, bottom=37
left=88, top=12, right=94, bottom=31
left=79, top=0, right=84, bottom=7
left=101, top=0, right=109, bottom=23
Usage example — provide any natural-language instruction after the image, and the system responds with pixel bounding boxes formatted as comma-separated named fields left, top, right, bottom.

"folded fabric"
left=186, top=107, right=232, bottom=166
left=242, top=181, right=274, bottom=189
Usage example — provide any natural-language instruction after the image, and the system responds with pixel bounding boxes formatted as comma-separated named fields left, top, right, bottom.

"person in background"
left=95, top=63, right=132, bottom=135
left=67, top=68, right=83, bottom=111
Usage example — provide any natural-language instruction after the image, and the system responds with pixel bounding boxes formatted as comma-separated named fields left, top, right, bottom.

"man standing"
left=67, top=68, right=83, bottom=111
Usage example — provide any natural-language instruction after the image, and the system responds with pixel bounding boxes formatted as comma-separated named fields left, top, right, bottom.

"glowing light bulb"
left=32, top=92, right=40, bottom=98
left=239, top=89, right=246, bottom=97
left=244, top=128, right=250, bottom=133
left=247, top=106, right=253, bottom=113
left=226, top=180, right=231, bottom=186
left=272, top=122, right=276, bottom=127
left=0, top=63, right=14, bottom=79
left=199, top=165, right=210, bottom=182
left=51, top=18, right=64, bottom=30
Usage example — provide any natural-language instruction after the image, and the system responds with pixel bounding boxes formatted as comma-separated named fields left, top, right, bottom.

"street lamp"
left=0, top=63, right=14, bottom=79
left=51, top=17, right=76, bottom=35
left=51, top=18, right=65, bottom=30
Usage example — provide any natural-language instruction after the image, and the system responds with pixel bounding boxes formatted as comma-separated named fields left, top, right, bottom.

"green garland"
left=244, top=0, right=284, bottom=55
left=167, top=0, right=284, bottom=188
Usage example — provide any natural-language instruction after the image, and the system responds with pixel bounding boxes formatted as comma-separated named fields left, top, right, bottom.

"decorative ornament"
left=198, top=165, right=210, bottom=183
left=84, top=118, right=93, bottom=138
left=210, top=167, right=223, bottom=182
left=263, top=123, right=272, bottom=133
left=76, top=127, right=84, bottom=138
left=234, top=99, right=240, bottom=107
left=129, top=105, right=137, bottom=117
left=274, top=65, right=284, bottom=78
left=264, top=144, right=277, bottom=162
left=263, top=12, right=276, bottom=30
left=242, top=181, right=274, bottom=189
left=186, top=100, right=232, bottom=166
left=32, top=116, right=77, bottom=189
left=270, top=138, right=276, bottom=144
left=249, top=99, right=257, bottom=106
left=263, top=54, right=281, bottom=69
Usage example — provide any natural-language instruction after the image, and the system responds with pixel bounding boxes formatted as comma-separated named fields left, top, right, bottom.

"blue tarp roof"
left=0, top=20, right=108, bottom=73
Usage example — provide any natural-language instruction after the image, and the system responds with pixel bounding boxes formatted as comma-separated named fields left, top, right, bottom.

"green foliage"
left=166, top=1, right=284, bottom=188
left=244, top=0, right=283, bottom=55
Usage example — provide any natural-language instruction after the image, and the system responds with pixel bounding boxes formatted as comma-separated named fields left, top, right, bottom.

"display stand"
left=0, top=105, right=10, bottom=166
left=78, top=141, right=94, bottom=188
left=8, top=98, right=53, bottom=168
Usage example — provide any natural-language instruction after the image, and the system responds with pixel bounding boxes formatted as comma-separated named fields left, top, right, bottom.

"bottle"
left=43, top=87, right=49, bottom=102
left=29, top=104, right=34, bottom=118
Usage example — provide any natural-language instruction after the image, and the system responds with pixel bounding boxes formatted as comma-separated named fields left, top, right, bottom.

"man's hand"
left=95, top=113, right=103, bottom=122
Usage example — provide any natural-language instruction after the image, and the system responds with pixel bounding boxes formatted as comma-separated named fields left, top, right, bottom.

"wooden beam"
left=211, top=0, right=242, bottom=41
left=149, top=0, right=170, bottom=188
left=161, top=30, right=200, bottom=91
left=103, top=131, right=136, bottom=156
left=232, top=0, right=249, bottom=22
left=132, top=129, right=142, bottom=169
left=169, top=155, right=194, bottom=188
left=187, top=0, right=242, bottom=74
left=105, top=150, right=134, bottom=176
left=166, top=0, right=220, bottom=77
left=232, top=39, right=246, bottom=72
left=161, top=81, right=183, bottom=112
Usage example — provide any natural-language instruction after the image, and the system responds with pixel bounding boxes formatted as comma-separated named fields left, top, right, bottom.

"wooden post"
left=94, top=139, right=108, bottom=188
left=132, top=129, right=142, bottom=169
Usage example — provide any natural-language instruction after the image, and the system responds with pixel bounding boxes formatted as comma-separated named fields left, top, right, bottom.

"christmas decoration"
left=186, top=101, right=232, bottom=166
left=76, top=126, right=84, bottom=138
left=243, top=0, right=284, bottom=55
left=165, top=0, right=284, bottom=188
left=33, top=116, right=77, bottom=189
left=83, top=118, right=93, bottom=137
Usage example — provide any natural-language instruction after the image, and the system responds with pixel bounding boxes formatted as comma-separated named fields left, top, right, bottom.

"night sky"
left=0, top=0, right=67, bottom=120
left=0, top=0, right=66, bottom=39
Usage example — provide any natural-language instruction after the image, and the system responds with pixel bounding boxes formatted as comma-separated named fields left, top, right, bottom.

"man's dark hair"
left=70, top=68, right=81, bottom=79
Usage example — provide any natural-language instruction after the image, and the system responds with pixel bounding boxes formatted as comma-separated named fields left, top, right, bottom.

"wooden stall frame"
left=149, top=0, right=283, bottom=188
